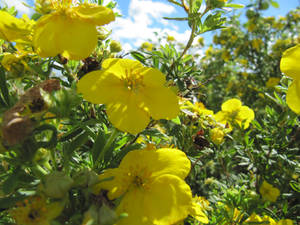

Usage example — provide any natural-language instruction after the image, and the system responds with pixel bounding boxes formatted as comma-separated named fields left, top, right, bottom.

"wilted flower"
left=10, top=196, right=63, bottom=225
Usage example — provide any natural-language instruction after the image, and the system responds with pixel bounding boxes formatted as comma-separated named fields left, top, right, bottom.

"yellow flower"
left=141, top=42, right=153, bottom=51
left=239, top=59, right=248, bottom=66
left=210, top=127, right=225, bottom=145
left=231, top=35, right=238, bottom=43
left=277, top=219, right=294, bottom=225
left=77, top=58, right=179, bottom=134
left=167, top=35, right=175, bottom=42
left=10, top=196, right=63, bottom=225
left=95, top=148, right=193, bottom=225
left=0, top=11, right=35, bottom=43
left=252, top=38, right=263, bottom=51
left=266, top=77, right=281, bottom=88
left=261, top=215, right=277, bottom=225
left=189, top=196, right=209, bottom=224
left=244, top=214, right=276, bottom=225
left=181, top=101, right=213, bottom=116
left=33, top=2, right=115, bottom=60
left=197, top=37, right=204, bottom=46
left=280, top=44, right=300, bottom=114
left=215, top=98, right=255, bottom=130
left=1, top=53, right=29, bottom=74
left=221, top=50, right=231, bottom=62
left=259, top=180, right=280, bottom=202
left=244, top=213, right=263, bottom=223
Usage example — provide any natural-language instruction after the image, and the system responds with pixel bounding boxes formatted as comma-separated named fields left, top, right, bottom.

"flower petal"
left=94, top=168, right=128, bottom=199
left=116, top=174, right=192, bottom=225
left=34, top=14, right=98, bottom=60
left=103, top=58, right=144, bottom=79
left=237, top=106, right=255, bottom=129
left=221, top=98, right=242, bottom=112
left=59, top=18, right=98, bottom=60
left=141, top=86, right=179, bottom=120
left=33, top=14, right=63, bottom=58
left=77, top=70, right=125, bottom=104
left=106, top=98, right=149, bottom=134
left=0, top=11, right=32, bottom=42
left=73, top=3, right=115, bottom=25
left=286, top=79, right=300, bottom=114
left=280, top=44, right=300, bottom=80
left=119, top=148, right=191, bottom=179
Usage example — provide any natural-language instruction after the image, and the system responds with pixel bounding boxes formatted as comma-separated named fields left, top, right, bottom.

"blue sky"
left=1, top=0, right=299, bottom=51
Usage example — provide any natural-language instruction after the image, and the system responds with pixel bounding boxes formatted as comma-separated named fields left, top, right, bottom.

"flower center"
left=126, top=165, right=152, bottom=191
left=28, top=209, right=41, bottom=221
left=123, top=68, right=144, bottom=92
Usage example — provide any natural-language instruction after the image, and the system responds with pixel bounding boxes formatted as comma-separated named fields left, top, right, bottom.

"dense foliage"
left=0, top=0, right=299, bottom=224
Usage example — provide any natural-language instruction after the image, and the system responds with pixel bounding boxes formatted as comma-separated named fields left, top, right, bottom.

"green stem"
left=50, top=147, right=58, bottom=170
left=31, top=164, right=48, bottom=178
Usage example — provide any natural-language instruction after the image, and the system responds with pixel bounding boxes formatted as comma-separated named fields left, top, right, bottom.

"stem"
left=31, top=164, right=48, bottom=178
left=50, top=147, right=58, bottom=170
left=168, top=6, right=209, bottom=76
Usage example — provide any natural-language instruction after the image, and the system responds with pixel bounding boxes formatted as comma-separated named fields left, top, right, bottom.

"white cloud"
left=0, top=0, right=34, bottom=16
left=107, top=0, right=191, bottom=50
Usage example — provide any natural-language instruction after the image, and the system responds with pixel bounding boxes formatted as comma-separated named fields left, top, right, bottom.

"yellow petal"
left=141, top=86, right=179, bottom=120
left=103, top=58, right=143, bottom=79
left=106, top=98, right=149, bottom=134
left=277, top=219, right=294, bottom=225
left=34, top=13, right=98, bottom=60
left=116, top=174, right=192, bottom=225
left=139, top=68, right=179, bottom=119
left=33, top=14, right=63, bottom=58
left=214, top=111, right=227, bottom=125
left=286, top=79, right=300, bottom=114
left=73, top=3, right=115, bottom=25
left=221, top=98, right=242, bottom=112
left=95, top=168, right=127, bottom=199
left=60, top=18, right=98, bottom=60
left=119, top=148, right=191, bottom=179
left=237, top=106, right=255, bottom=129
left=77, top=70, right=128, bottom=104
left=0, top=11, right=32, bottom=42
left=142, top=67, right=166, bottom=87
left=280, top=44, right=300, bottom=80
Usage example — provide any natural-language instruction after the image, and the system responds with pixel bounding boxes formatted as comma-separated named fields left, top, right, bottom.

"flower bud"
left=41, top=171, right=73, bottom=198
left=110, top=40, right=122, bottom=53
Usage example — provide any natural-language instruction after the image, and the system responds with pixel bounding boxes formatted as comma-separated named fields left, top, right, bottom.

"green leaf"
left=225, top=3, right=244, bottom=9
left=0, top=67, right=10, bottom=106
left=163, top=17, right=188, bottom=21
left=0, top=195, right=27, bottom=208
left=269, top=0, right=279, bottom=8
left=2, top=171, right=20, bottom=194
left=171, top=116, right=181, bottom=125
left=92, top=130, right=106, bottom=164
left=130, top=51, right=146, bottom=64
